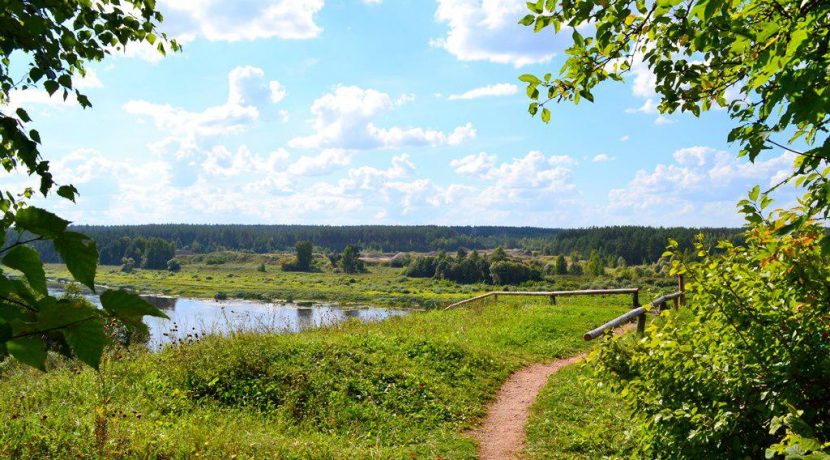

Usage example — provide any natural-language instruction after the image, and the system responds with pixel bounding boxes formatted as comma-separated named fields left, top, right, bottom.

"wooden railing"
left=444, top=287, right=640, bottom=310
left=583, top=290, right=684, bottom=340
left=443, top=275, right=686, bottom=342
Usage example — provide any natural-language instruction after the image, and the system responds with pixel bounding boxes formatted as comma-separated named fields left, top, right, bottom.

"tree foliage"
left=339, top=245, right=365, bottom=274
left=0, top=0, right=176, bottom=369
left=518, top=0, right=830, bottom=454
left=520, top=0, right=829, bottom=221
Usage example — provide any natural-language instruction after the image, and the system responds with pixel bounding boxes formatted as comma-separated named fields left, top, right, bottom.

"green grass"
left=44, top=255, right=653, bottom=309
left=0, top=295, right=631, bottom=459
left=524, top=362, right=633, bottom=459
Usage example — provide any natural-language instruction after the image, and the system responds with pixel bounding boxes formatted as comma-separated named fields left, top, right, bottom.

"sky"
left=6, top=0, right=799, bottom=227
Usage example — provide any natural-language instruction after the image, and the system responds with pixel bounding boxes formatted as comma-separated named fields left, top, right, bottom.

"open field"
left=44, top=251, right=667, bottom=309
left=0, top=295, right=632, bottom=459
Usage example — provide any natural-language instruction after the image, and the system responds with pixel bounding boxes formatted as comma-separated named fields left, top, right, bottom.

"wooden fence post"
left=632, top=289, right=639, bottom=309
left=549, top=295, right=557, bottom=305
left=637, top=312, right=646, bottom=335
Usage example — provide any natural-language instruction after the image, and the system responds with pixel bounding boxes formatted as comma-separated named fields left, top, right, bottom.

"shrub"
left=593, top=219, right=830, bottom=457
left=405, top=256, right=438, bottom=278
left=120, top=257, right=136, bottom=273
left=489, top=261, right=541, bottom=285
left=166, top=258, right=181, bottom=272
left=205, top=256, right=225, bottom=265
left=389, top=253, right=412, bottom=268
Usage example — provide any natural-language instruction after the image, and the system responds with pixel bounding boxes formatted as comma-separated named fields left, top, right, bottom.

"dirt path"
left=471, top=354, right=585, bottom=460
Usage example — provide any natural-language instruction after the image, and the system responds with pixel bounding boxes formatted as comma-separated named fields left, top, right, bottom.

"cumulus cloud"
left=432, top=0, right=568, bottom=67
left=448, top=83, right=517, bottom=100
left=289, top=85, right=475, bottom=150
left=124, top=65, right=285, bottom=158
left=159, top=0, right=324, bottom=42
left=607, top=146, right=796, bottom=225
left=592, top=153, right=614, bottom=162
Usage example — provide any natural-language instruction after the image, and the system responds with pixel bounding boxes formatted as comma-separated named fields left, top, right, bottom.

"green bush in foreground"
left=593, top=216, right=830, bottom=458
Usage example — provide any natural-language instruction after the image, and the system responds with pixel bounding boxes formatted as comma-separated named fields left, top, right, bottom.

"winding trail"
left=471, top=354, right=585, bottom=460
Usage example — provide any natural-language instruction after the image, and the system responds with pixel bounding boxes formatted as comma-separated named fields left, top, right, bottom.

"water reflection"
left=49, top=289, right=409, bottom=349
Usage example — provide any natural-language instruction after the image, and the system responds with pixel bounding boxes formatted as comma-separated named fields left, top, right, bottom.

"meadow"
left=44, top=250, right=669, bottom=309
left=0, top=295, right=633, bottom=459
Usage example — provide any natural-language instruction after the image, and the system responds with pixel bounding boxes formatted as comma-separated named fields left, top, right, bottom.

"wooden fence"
left=444, top=287, right=640, bottom=310
left=443, top=275, right=686, bottom=341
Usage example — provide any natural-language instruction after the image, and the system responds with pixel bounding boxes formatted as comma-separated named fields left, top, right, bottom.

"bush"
left=389, top=253, right=412, bottom=268
left=593, top=221, right=830, bottom=457
left=166, top=258, right=181, bottom=272
left=205, top=256, right=225, bottom=265
left=489, top=261, right=541, bottom=285
left=120, top=257, right=136, bottom=273
left=405, top=256, right=438, bottom=278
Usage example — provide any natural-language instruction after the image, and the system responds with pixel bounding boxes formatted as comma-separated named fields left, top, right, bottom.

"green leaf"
left=43, top=80, right=59, bottom=96
left=2, top=246, right=47, bottom=296
left=15, top=108, right=31, bottom=123
left=57, top=185, right=79, bottom=202
left=519, top=74, right=541, bottom=84
left=7, top=336, right=46, bottom=371
left=748, top=185, right=760, bottom=201
left=63, top=317, right=107, bottom=369
left=541, top=107, right=551, bottom=123
left=519, top=14, right=535, bottom=26
left=54, top=232, right=98, bottom=292
left=100, top=289, right=168, bottom=329
left=15, top=206, right=69, bottom=238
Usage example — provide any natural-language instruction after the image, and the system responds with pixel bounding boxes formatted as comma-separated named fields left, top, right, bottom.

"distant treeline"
left=18, top=224, right=744, bottom=266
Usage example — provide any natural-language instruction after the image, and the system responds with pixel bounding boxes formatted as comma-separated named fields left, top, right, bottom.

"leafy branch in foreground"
left=1, top=1, right=178, bottom=370
left=520, top=0, right=829, bottom=220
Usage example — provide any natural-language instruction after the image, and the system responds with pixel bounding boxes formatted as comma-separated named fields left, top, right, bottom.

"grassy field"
left=44, top=251, right=657, bottom=309
left=0, top=295, right=631, bottom=459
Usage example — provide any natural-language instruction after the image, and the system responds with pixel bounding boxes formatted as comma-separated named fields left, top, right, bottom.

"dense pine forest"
left=16, top=225, right=743, bottom=266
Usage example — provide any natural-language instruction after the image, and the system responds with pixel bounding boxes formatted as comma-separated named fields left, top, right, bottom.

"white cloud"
left=451, top=152, right=497, bottom=176
left=448, top=83, right=518, bottom=100
left=654, top=115, right=673, bottom=125
left=607, top=146, right=796, bottom=225
left=289, top=85, right=475, bottom=150
left=592, top=153, right=614, bottom=162
left=625, top=98, right=658, bottom=114
left=432, top=0, right=568, bottom=67
left=620, top=135, right=630, bottom=142
left=287, top=149, right=352, bottom=176
left=124, top=66, right=284, bottom=157
left=158, top=0, right=324, bottom=42
left=75, top=69, right=103, bottom=89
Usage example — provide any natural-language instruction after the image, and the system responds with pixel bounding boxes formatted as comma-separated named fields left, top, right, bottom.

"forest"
left=19, top=224, right=743, bottom=266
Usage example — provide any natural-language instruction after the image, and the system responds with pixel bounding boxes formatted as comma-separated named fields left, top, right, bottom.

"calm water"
left=49, top=289, right=409, bottom=349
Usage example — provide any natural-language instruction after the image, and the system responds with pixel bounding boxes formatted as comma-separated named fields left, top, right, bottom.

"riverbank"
left=0, top=295, right=631, bottom=458
left=44, top=259, right=651, bottom=309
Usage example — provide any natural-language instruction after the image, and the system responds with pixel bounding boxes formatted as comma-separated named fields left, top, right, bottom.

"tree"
left=166, top=258, right=181, bottom=273
left=519, top=0, right=829, bottom=224
left=0, top=1, right=176, bottom=370
left=490, top=246, right=507, bottom=263
left=340, top=245, right=365, bottom=274
left=295, top=241, right=313, bottom=271
left=518, top=0, right=830, bottom=454
left=585, top=250, right=605, bottom=276
left=554, top=254, right=568, bottom=275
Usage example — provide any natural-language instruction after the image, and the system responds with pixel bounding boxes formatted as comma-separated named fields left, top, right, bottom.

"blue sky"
left=8, top=0, right=797, bottom=227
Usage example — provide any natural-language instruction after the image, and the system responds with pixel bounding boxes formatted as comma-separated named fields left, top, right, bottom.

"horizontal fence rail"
left=444, top=288, right=639, bottom=310
left=583, top=290, right=684, bottom=341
